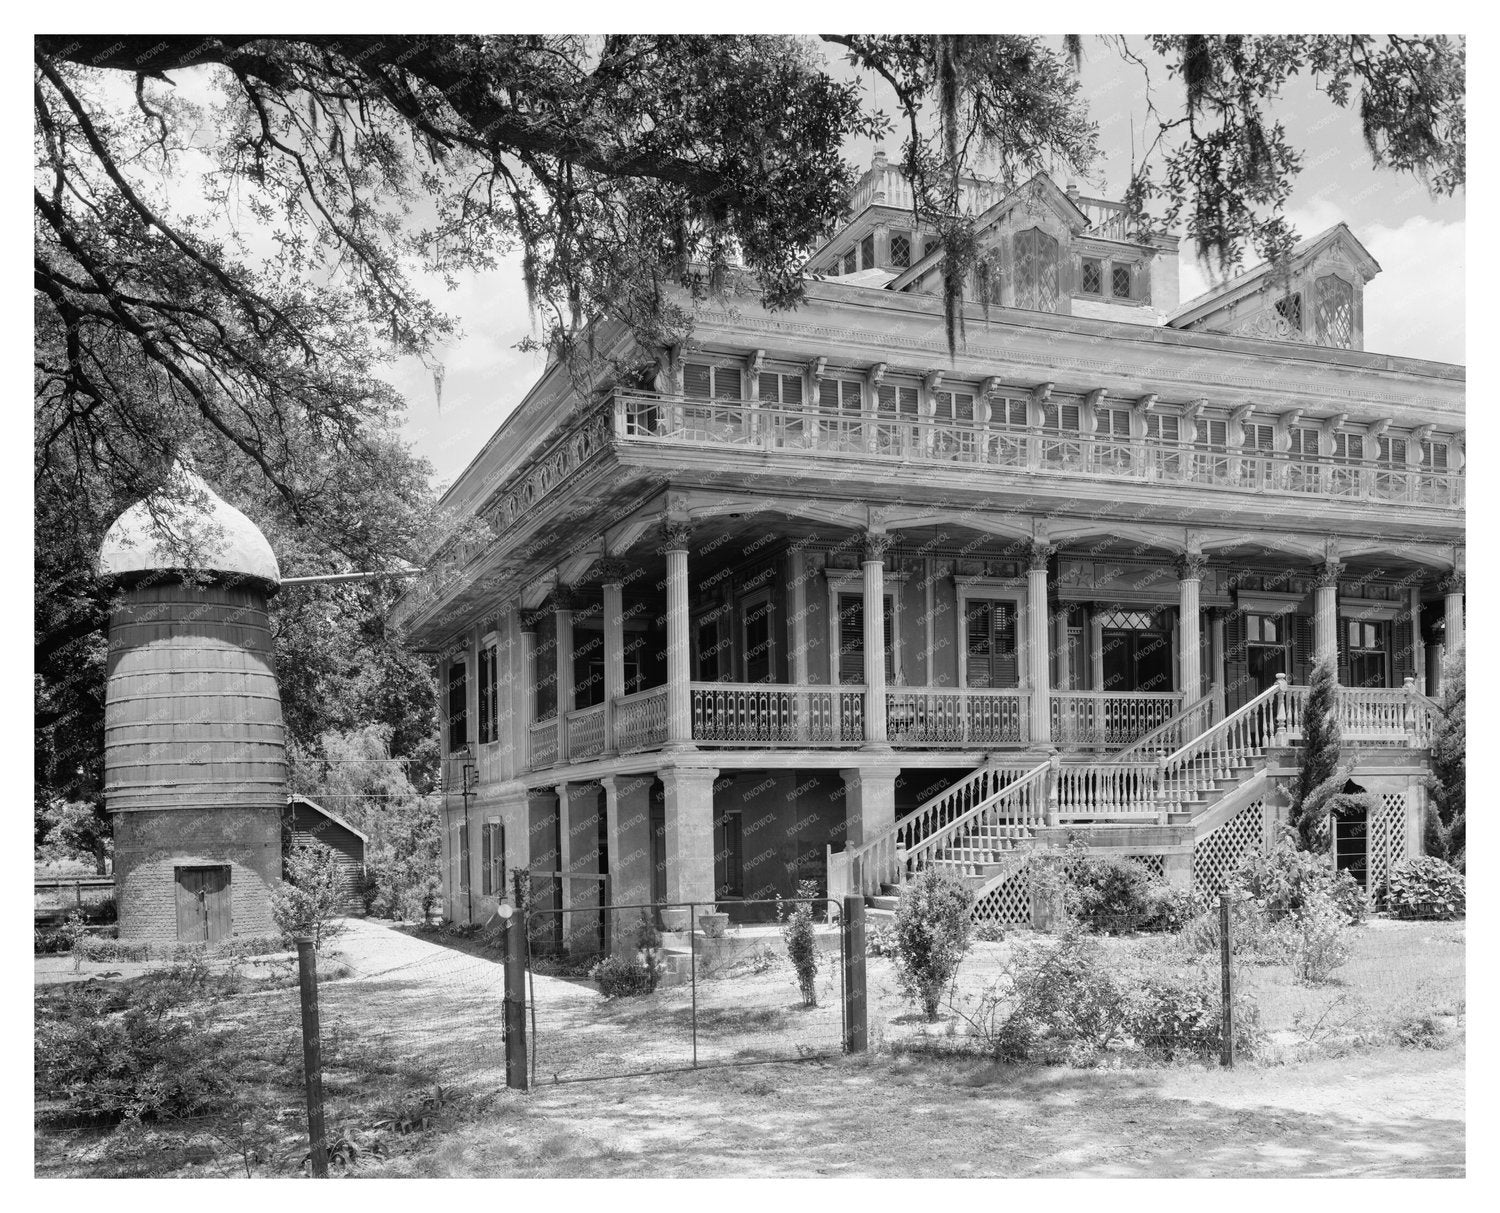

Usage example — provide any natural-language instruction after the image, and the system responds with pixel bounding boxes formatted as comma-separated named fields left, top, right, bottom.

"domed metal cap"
left=97, top=464, right=281, bottom=590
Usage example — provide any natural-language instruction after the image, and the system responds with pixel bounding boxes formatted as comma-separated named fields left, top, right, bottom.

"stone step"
left=865, top=907, right=896, bottom=924
left=869, top=895, right=899, bottom=912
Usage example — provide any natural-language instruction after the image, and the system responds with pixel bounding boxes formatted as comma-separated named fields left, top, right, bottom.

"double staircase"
left=837, top=678, right=1435, bottom=922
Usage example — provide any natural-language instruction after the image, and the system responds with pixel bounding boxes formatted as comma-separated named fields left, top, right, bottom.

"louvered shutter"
left=714, top=367, right=743, bottom=400
left=683, top=362, right=712, bottom=399
left=1394, top=610, right=1415, bottom=683
left=1336, top=617, right=1351, bottom=685
left=1247, top=422, right=1275, bottom=450
left=1422, top=440, right=1449, bottom=470
left=447, top=660, right=468, bottom=750
left=878, top=383, right=919, bottom=417
left=1146, top=414, right=1179, bottom=442
left=1378, top=436, right=1406, bottom=466
left=994, top=398, right=1027, bottom=428
left=1100, top=407, right=1130, bottom=438
left=1224, top=611, right=1250, bottom=712
left=759, top=371, right=803, bottom=407
left=1291, top=614, right=1314, bottom=686
left=838, top=595, right=865, bottom=685
left=952, top=392, right=975, bottom=423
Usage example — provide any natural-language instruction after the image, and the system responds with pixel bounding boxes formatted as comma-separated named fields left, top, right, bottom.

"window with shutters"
left=1375, top=435, right=1408, bottom=488
left=1243, top=421, right=1276, bottom=486
left=889, top=233, right=911, bottom=267
left=1194, top=417, right=1230, bottom=484
left=1095, top=405, right=1132, bottom=472
left=875, top=381, right=921, bottom=456
left=1145, top=412, right=1182, bottom=477
left=1039, top=399, right=1082, bottom=467
left=1345, top=620, right=1389, bottom=688
left=876, top=382, right=920, bottom=417
left=818, top=377, right=863, bottom=415
left=1014, top=227, right=1061, bottom=312
left=742, top=590, right=775, bottom=683
left=1111, top=263, right=1134, bottom=299
left=714, top=810, right=744, bottom=899
left=477, top=643, right=498, bottom=743
left=860, top=233, right=875, bottom=269
left=481, top=822, right=505, bottom=897
left=1315, top=275, right=1354, bottom=348
left=683, top=362, right=744, bottom=400
left=458, top=820, right=470, bottom=894
left=1274, top=292, right=1303, bottom=332
left=1421, top=439, right=1449, bottom=471
left=933, top=389, right=976, bottom=423
left=696, top=609, right=732, bottom=682
left=836, top=593, right=895, bottom=685
left=964, top=598, right=1020, bottom=688
left=447, top=659, right=468, bottom=752
left=1081, top=257, right=1103, bottom=295
left=758, top=370, right=804, bottom=408
left=991, top=397, right=1029, bottom=429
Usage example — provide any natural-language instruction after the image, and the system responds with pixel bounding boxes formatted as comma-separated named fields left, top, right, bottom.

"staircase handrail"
left=1114, top=683, right=1222, bottom=763
left=1156, top=681, right=1284, bottom=820
left=900, top=761, right=1052, bottom=888
left=845, top=760, right=1048, bottom=897
left=1159, top=682, right=1281, bottom=771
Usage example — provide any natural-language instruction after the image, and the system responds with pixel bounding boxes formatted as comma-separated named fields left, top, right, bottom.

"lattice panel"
left=1367, top=792, right=1409, bottom=893
left=1192, top=800, right=1265, bottom=898
left=970, top=853, right=1171, bottom=926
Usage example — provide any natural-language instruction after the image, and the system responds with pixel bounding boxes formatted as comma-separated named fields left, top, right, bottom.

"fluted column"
left=1208, top=607, right=1227, bottom=714
left=662, top=521, right=694, bottom=748
left=599, top=559, right=628, bottom=754
left=1409, top=585, right=1426, bottom=692
left=1176, top=553, right=1206, bottom=697
left=552, top=587, right=577, bottom=764
left=1441, top=569, right=1464, bottom=653
left=861, top=532, right=893, bottom=748
left=1313, top=560, right=1343, bottom=672
left=1027, top=542, right=1055, bottom=745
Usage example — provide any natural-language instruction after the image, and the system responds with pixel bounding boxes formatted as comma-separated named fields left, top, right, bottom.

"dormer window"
left=1315, top=275, right=1354, bottom=349
left=841, top=250, right=856, bottom=275
left=889, top=233, right=911, bottom=268
left=1274, top=292, right=1303, bottom=332
left=1014, top=227, right=1060, bottom=313
left=1081, top=258, right=1103, bottom=295
left=1078, top=255, right=1146, bottom=304
left=1111, top=264, right=1133, bottom=299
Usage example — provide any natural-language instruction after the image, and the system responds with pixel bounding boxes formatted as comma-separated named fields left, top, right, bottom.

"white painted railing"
left=885, top=687, right=1029, bottom=746
left=908, top=764, right=1050, bottom=888
left=1054, top=761, right=1160, bottom=821
left=1051, top=691, right=1184, bottom=748
left=613, top=686, right=668, bottom=754
left=690, top=682, right=865, bottom=745
left=1157, top=684, right=1282, bottom=820
left=1114, top=684, right=1222, bottom=762
left=843, top=762, right=1046, bottom=898
left=614, top=391, right=1462, bottom=508
left=1284, top=681, right=1438, bottom=746
left=565, top=702, right=608, bottom=760
left=529, top=718, right=560, bottom=769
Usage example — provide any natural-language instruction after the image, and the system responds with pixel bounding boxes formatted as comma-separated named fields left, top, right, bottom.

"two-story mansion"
left=395, top=158, right=1464, bottom=935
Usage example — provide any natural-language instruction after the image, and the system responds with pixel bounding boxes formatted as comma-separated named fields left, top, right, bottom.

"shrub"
left=1383, top=856, right=1465, bottom=919
left=34, top=911, right=87, bottom=955
left=1140, top=883, right=1201, bottom=933
left=1392, top=1010, right=1458, bottom=1050
left=589, top=954, right=657, bottom=998
left=988, top=935, right=1133, bottom=1064
left=1178, top=898, right=1293, bottom=963
left=893, top=869, right=973, bottom=1021
left=1231, top=828, right=1365, bottom=925
left=270, top=841, right=347, bottom=949
left=1131, top=971, right=1229, bottom=1060
left=1287, top=892, right=1352, bottom=984
left=972, top=920, right=1007, bottom=943
left=1425, top=643, right=1465, bottom=869
left=1066, top=858, right=1197, bottom=933
left=866, top=922, right=899, bottom=956
left=778, top=880, right=820, bottom=1007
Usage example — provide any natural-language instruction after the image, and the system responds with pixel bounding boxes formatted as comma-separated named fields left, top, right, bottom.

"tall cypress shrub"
left=1289, top=658, right=1346, bottom=850
left=1425, top=644, right=1465, bottom=870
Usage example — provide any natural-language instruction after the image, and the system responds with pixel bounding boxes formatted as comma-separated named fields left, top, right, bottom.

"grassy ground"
left=34, top=916, right=1464, bottom=1178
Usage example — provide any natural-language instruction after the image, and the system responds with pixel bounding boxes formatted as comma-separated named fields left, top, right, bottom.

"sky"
left=390, top=36, right=1466, bottom=490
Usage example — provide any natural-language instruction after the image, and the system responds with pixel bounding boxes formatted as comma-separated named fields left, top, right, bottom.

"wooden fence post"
left=842, top=894, right=867, bottom=1054
left=1219, top=892, right=1235, bottom=1069
left=503, top=908, right=529, bottom=1090
left=296, top=935, right=328, bottom=1177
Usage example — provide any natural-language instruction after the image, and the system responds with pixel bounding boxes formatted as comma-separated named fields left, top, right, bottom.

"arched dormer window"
left=1014, top=227, right=1060, bottom=312
left=1314, top=274, right=1354, bottom=349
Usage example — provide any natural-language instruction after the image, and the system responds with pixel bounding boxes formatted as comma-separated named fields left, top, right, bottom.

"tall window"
left=836, top=593, right=895, bottom=684
left=1346, top=620, right=1388, bottom=688
left=714, top=810, right=744, bottom=900
left=446, top=660, right=468, bottom=752
left=458, top=820, right=471, bottom=893
left=963, top=599, right=1019, bottom=688
left=682, top=362, right=743, bottom=400
left=481, top=822, right=505, bottom=897
left=1013, top=227, right=1060, bottom=312
left=889, top=232, right=912, bottom=268
left=1111, top=263, right=1134, bottom=299
left=742, top=591, right=775, bottom=683
left=477, top=643, right=499, bottom=743
left=1245, top=613, right=1289, bottom=692
left=695, top=608, right=733, bottom=682
left=1315, top=275, right=1354, bottom=348
left=859, top=233, right=875, bottom=268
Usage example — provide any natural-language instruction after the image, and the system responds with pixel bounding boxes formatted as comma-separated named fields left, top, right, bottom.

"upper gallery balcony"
left=611, top=389, right=1464, bottom=511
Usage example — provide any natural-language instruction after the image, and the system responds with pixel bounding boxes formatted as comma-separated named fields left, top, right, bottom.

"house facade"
left=394, top=159, right=1464, bottom=936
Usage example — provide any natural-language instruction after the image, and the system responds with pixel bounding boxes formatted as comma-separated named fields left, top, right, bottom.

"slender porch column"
left=517, top=611, right=538, bottom=774
left=599, top=559, right=628, bottom=754
left=861, top=532, right=893, bottom=749
left=1313, top=560, right=1343, bottom=671
left=659, top=766, right=719, bottom=917
left=1408, top=586, right=1427, bottom=692
left=1027, top=542, right=1055, bottom=745
left=552, top=588, right=577, bottom=763
left=662, top=521, right=695, bottom=748
left=1208, top=607, right=1227, bottom=713
left=1175, top=553, right=1206, bottom=698
left=1441, top=570, right=1464, bottom=653
left=788, top=546, right=810, bottom=685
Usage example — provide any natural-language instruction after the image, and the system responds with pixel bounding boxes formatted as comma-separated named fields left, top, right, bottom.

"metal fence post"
left=1218, top=891, right=1235, bottom=1069
left=842, top=894, right=867, bottom=1054
left=296, top=935, right=328, bottom=1177
left=503, top=911, right=529, bottom=1090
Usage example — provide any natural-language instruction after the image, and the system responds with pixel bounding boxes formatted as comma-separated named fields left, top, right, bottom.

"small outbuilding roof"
left=97, top=464, right=280, bottom=589
left=287, top=794, right=370, bottom=844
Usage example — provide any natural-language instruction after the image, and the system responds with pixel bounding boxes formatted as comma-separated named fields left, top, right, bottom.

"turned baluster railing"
left=1155, top=683, right=1282, bottom=821
left=1113, top=684, right=1222, bottom=762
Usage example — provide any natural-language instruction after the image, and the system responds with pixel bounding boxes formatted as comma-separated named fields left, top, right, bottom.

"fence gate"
left=525, top=898, right=847, bottom=1084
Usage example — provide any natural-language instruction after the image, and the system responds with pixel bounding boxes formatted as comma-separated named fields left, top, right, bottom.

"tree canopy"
left=33, top=34, right=1465, bottom=836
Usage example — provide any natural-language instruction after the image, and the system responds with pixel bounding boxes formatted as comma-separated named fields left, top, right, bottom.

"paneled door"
left=175, top=865, right=231, bottom=943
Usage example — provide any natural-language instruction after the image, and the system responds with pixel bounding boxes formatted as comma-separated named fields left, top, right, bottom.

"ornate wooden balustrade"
left=1113, top=684, right=1223, bottom=761
left=529, top=718, right=561, bottom=769
left=1051, top=690, right=1184, bottom=748
left=689, top=682, right=866, bottom=745
left=885, top=687, right=1029, bottom=746
left=1053, top=761, right=1160, bottom=821
left=613, top=686, right=668, bottom=754
left=614, top=391, right=1463, bottom=508
left=565, top=702, right=608, bottom=760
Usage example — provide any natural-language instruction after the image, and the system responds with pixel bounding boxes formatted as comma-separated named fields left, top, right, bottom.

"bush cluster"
left=893, top=869, right=973, bottom=1020
left=1383, top=856, right=1465, bottom=919
left=1066, top=857, right=1199, bottom=933
left=71, top=933, right=287, bottom=964
left=1231, top=829, right=1366, bottom=925
left=778, top=881, right=821, bottom=1007
left=587, top=911, right=665, bottom=997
